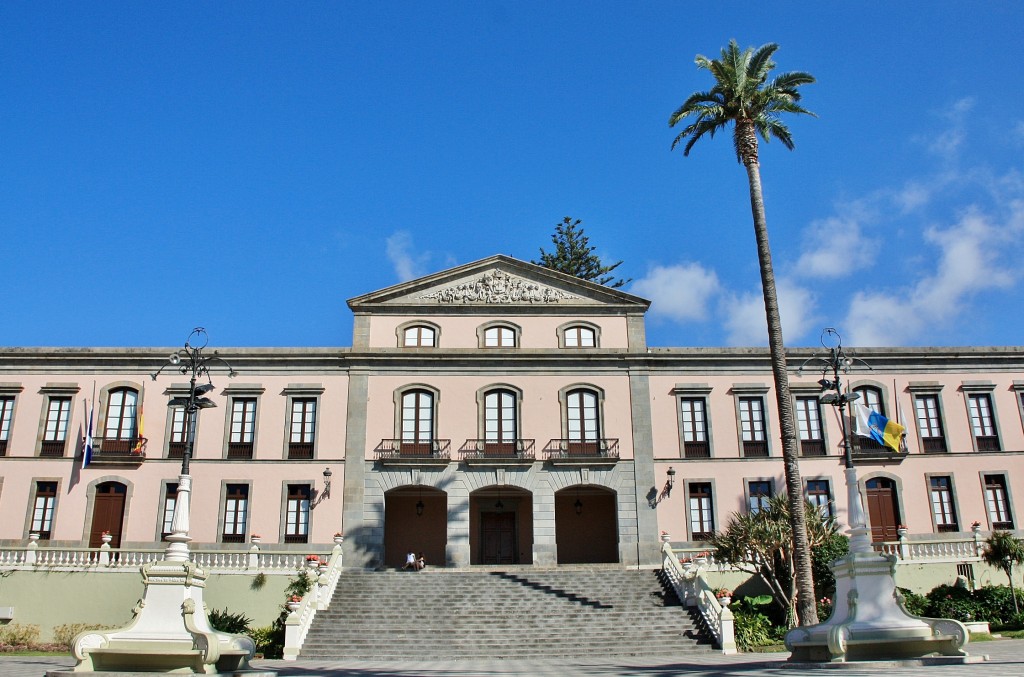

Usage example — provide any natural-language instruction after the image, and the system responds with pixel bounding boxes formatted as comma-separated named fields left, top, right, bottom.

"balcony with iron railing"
left=459, top=438, right=535, bottom=464
left=375, top=439, right=452, bottom=464
left=40, top=440, right=67, bottom=457
left=90, top=438, right=147, bottom=465
left=543, top=438, right=619, bottom=464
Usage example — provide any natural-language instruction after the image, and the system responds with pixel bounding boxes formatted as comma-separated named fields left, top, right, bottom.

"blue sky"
left=3, top=3, right=1023, bottom=349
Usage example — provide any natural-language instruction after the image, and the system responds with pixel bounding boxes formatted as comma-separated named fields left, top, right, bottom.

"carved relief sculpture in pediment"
left=420, top=270, right=578, bottom=304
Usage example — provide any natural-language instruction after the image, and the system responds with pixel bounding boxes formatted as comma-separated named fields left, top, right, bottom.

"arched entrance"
left=865, top=477, right=902, bottom=542
left=88, top=481, right=127, bottom=547
left=469, top=486, right=533, bottom=565
left=383, top=486, right=447, bottom=569
left=555, top=486, right=618, bottom=564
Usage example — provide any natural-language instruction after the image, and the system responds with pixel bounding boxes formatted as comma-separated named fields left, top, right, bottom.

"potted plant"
left=896, top=525, right=909, bottom=538
left=286, top=595, right=302, bottom=613
left=100, top=530, right=112, bottom=545
left=305, top=554, right=320, bottom=569
left=714, top=588, right=732, bottom=605
left=660, top=530, right=671, bottom=543
left=249, top=533, right=262, bottom=544
left=971, top=520, right=982, bottom=534
left=333, top=532, right=344, bottom=545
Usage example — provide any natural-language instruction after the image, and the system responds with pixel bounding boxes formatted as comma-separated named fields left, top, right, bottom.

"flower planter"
left=717, top=596, right=731, bottom=606
left=333, top=536, right=344, bottom=545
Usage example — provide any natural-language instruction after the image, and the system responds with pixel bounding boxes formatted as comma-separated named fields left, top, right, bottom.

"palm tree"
left=669, top=40, right=818, bottom=625
left=983, top=531, right=1024, bottom=613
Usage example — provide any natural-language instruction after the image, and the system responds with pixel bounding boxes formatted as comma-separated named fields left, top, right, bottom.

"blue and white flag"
left=83, top=395, right=94, bottom=468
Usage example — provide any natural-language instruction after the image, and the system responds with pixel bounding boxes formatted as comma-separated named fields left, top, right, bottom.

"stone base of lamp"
left=785, top=546, right=973, bottom=664
left=55, top=558, right=271, bottom=675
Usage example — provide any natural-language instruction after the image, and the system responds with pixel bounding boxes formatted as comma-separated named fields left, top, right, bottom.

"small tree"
left=710, top=494, right=837, bottom=627
left=534, top=217, right=630, bottom=288
left=983, top=531, right=1024, bottom=613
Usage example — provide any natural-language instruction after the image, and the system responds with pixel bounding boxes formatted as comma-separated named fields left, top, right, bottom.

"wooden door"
left=89, top=482, right=127, bottom=547
left=865, top=478, right=900, bottom=543
left=480, top=512, right=516, bottom=564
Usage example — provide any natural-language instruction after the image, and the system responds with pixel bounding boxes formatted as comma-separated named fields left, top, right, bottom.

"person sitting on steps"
left=416, top=552, right=426, bottom=570
left=402, top=550, right=416, bottom=571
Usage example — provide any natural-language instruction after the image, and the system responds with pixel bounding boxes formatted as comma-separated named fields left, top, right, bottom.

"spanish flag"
left=854, top=403, right=905, bottom=452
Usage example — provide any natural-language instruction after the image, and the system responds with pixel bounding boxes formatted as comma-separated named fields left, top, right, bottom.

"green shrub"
left=733, top=609, right=775, bottom=652
left=812, top=533, right=849, bottom=602
left=248, top=625, right=275, bottom=657
left=923, top=584, right=978, bottom=622
left=973, top=585, right=1022, bottom=627
left=264, top=568, right=316, bottom=658
left=0, top=623, right=41, bottom=647
left=896, top=587, right=928, bottom=617
left=208, top=608, right=253, bottom=635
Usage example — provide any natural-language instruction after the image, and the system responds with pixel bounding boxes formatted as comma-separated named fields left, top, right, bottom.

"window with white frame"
left=914, top=394, right=947, bottom=453
left=563, top=325, right=597, bottom=348
left=161, top=482, right=178, bottom=540
left=288, top=398, right=317, bottom=459
left=285, top=484, right=310, bottom=543
left=967, top=393, right=1000, bottom=452
left=104, top=387, right=138, bottom=448
left=222, top=484, right=249, bottom=543
left=985, top=474, right=1014, bottom=529
left=806, top=479, right=832, bottom=517
left=566, top=388, right=601, bottom=455
left=483, top=325, right=516, bottom=348
left=748, top=480, right=772, bottom=514
left=853, top=385, right=886, bottom=451
left=400, top=389, right=435, bottom=455
left=739, top=396, right=768, bottom=457
left=484, top=389, right=517, bottom=446
left=795, top=396, right=825, bottom=456
left=403, top=325, right=436, bottom=347
left=228, top=398, right=257, bottom=459
left=0, top=395, right=12, bottom=456
left=168, top=406, right=187, bottom=458
left=41, top=396, right=71, bottom=457
left=31, top=481, right=58, bottom=539
left=678, top=397, right=710, bottom=458
left=929, top=476, right=959, bottom=532
left=688, top=482, right=714, bottom=540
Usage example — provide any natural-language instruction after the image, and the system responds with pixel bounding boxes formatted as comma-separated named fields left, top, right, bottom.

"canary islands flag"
left=854, top=403, right=905, bottom=452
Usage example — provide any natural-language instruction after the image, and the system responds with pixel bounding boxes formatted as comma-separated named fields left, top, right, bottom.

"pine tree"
left=533, top=217, right=629, bottom=288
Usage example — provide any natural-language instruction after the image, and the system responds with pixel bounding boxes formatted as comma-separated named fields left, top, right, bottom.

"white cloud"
left=892, top=181, right=931, bottom=214
left=385, top=230, right=429, bottom=282
left=795, top=215, right=875, bottom=278
left=721, top=279, right=818, bottom=346
left=630, top=262, right=720, bottom=322
left=924, top=97, right=974, bottom=160
left=843, top=203, right=1022, bottom=346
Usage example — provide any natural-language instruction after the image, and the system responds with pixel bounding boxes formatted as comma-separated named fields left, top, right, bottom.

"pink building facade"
left=1, top=256, right=1022, bottom=569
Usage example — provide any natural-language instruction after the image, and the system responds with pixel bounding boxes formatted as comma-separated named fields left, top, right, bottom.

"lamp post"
left=785, top=328, right=970, bottom=663
left=68, top=328, right=254, bottom=673
left=813, top=328, right=872, bottom=553
left=151, top=327, right=236, bottom=561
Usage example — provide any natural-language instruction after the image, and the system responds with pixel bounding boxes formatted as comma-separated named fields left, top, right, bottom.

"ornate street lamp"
left=808, top=328, right=872, bottom=552
left=786, top=329, right=969, bottom=663
left=151, top=327, right=236, bottom=561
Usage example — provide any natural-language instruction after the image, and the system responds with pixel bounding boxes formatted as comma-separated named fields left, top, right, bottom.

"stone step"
left=300, top=568, right=712, bottom=660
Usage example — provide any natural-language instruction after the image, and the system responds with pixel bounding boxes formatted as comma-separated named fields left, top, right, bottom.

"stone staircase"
left=300, top=567, right=714, bottom=660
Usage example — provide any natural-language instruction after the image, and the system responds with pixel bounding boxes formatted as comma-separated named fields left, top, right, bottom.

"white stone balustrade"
left=661, top=541, right=735, bottom=654
left=283, top=539, right=344, bottom=660
left=0, top=536, right=333, bottom=574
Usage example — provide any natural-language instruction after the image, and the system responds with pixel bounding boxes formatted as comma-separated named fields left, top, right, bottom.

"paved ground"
left=6, top=639, right=1024, bottom=676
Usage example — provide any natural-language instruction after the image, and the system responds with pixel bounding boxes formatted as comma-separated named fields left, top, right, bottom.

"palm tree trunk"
left=737, top=119, right=819, bottom=626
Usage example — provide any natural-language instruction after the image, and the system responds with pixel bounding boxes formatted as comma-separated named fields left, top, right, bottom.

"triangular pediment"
left=348, top=255, right=649, bottom=312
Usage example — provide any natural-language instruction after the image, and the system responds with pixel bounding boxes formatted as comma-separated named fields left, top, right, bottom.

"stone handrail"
left=661, top=541, right=735, bottom=654
left=874, top=530, right=985, bottom=562
left=0, top=539, right=332, bottom=574
left=283, top=540, right=344, bottom=660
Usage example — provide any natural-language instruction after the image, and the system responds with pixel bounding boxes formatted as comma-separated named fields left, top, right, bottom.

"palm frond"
left=758, top=117, right=795, bottom=150
left=747, top=42, right=779, bottom=83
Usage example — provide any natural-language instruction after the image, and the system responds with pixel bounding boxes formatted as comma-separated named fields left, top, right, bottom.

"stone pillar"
left=342, top=372, right=372, bottom=567
left=628, top=368, right=661, bottom=567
